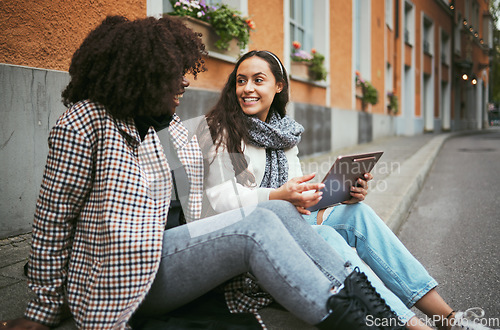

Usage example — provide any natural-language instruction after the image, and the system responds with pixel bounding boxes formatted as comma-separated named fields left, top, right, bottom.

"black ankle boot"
left=348, top=268, right=404, bottom=329
left=316, top=267, right=405, bottom=330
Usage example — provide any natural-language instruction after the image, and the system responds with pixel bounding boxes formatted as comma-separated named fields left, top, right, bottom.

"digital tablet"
left=306, top=151, right=384, bottom=211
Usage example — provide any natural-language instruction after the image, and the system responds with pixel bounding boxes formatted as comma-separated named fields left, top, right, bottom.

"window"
left=288, top=0, right=328, bottom=58
left=385, top=62, right=393, bottom=94
left=354, top=0, right=371, bottom=75
left=290, top=0, right=313, bottom=51
left=483, top=12, right=493, bottom=48
left=385, top=0, right=393, bottom=29
left=404, top=2, right=413, bottom=45
left=465, top=0, right=479, bottom=32
left=423, top=17, right=433, bottom=55
left=471, top=0, right=479, bottom=31
left=355, top=0, right=361, bottom=71
left=454, top=13, right=462, bottom=54
left=441, top=31, right=450, bottom=65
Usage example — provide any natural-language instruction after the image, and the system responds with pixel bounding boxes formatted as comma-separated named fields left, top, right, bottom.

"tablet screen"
left=306, top=151, right=383, bottom=211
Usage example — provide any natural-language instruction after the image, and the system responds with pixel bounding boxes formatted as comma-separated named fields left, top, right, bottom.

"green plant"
left=362, top=81, right=378, bottom=105
left=355, top=71, right=378, bottom=108
left=169, top=0, right=255, bottom=51
left=309, top=51, right=327, bottom=81
left=208, top=4, right=252, bottom=51
left=387, top=91, right=399, bottom=114
left=290, top=41, right=327, bottom=81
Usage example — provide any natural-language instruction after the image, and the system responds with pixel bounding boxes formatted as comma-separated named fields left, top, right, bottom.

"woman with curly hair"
left=1, top=15, right=401, bottom=330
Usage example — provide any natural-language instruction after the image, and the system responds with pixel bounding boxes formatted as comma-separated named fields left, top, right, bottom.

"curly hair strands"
left=204, top=50, right=289, bottom=185
left=62, top=15, right=206, bottom=119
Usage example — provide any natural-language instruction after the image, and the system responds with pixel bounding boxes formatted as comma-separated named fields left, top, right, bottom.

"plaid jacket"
left=25, top=100, right=203, bottom=329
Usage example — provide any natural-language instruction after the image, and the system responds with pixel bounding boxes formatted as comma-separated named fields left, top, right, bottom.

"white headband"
left=264, top=51, right=284, bottom=77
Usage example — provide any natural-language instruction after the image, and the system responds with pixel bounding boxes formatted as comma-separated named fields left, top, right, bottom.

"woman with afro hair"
left=1, top=15, right=400, bottom=330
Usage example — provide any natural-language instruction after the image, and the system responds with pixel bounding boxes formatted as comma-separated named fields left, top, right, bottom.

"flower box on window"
left=290, top=61, right=311, bottom=80
left=166, top=1, right=255, bottom=60
left=356, top=84, right=364, bottom=98
left=179, top=16, right=240, bottom=58
left=290, top=41, right=327, bottom=81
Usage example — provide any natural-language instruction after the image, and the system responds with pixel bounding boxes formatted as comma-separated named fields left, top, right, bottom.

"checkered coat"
left=24, top=100, right=203, bottom=329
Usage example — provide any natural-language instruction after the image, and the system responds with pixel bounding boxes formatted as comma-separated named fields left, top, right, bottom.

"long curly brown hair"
left=62, top=15, right=206, bottom=118
left=204, top=50, right=289, bottom=185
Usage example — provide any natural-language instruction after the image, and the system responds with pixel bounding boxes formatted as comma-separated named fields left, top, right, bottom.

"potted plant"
left=309, top=49, right=327, bottom=81
left=387, top=91, right=399, bottom=115
left=290, top=41, right=327, bottom=81
left=355, top=71, right=378, bottom=110
left=168, top=0, right=255, bottom=55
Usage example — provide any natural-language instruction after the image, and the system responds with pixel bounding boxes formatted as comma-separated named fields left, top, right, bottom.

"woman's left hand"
left=342, top=173, right=373, bottom=204
left=269, top=173, right=324, bottom=215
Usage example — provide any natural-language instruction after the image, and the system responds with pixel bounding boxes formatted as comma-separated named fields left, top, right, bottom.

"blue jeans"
left=304, top=202, right=438, bottom=323
left=138, top=201, right=351, bottom=325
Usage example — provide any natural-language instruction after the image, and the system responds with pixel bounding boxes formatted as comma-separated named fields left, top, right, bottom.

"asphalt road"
left=398, top=128, right=500, bottom=327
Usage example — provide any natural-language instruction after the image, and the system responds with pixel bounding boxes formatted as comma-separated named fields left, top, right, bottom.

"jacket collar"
left=115, top=116, right=142, bottom=147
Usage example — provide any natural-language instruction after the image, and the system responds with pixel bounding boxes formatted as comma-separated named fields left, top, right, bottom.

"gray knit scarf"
left=246, top=111, right=304, bottom=188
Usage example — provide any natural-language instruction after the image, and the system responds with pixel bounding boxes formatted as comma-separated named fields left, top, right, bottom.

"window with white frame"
left=288, top=0, right=328, bottom=61
left=464, top=0, right=479, bottom=31
left=423, top=17, right=433, bottom=55
left=355, top=0, right=371, bottom=76
left=483, top=13, right=493, bottom=47
left=441, top=31, right=450, bottom=65
left=290, top=0, right=313, bottom=51
left=404, top=2, right=413, bottom=45
left=385, top=0, right=393, bottom=30
left=454, top=13, right=462, bottom=54
left=471, top=0, right=479, bottom=31
left=385, top=62, right=393, bottom=94
left=353, top=0, right=372, bottom=80
left=355, top=0, right=361, bottom=71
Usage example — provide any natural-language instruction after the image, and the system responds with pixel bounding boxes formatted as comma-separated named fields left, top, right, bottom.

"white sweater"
left=205, top=141, right=303, bottom=214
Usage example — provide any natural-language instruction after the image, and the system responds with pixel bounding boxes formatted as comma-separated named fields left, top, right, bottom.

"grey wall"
left=295, top=102, right=331, bottom=157
left=1, top=64, right=69, bottom=237
left=1, top=64, right=406, bottom=238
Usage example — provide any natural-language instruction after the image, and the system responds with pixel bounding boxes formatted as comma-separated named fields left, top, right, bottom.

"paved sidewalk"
left=0, top=131, right=469, bottom=329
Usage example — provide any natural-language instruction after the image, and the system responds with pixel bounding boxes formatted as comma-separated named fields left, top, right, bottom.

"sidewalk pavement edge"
left=365, top=133, right=452, bottom=233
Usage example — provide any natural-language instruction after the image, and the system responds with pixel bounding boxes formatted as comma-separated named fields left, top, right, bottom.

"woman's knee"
left=243, top=204, right=289, bottom=229
left=311, top=225, right=350, bottom=248
left=347, top=202, right=372, bottom=214
left=252, top=200, right=299, bottom=220
left=311, top=225, right=339, bottom=239
left=338, top=203, right=380, bottom=223
left=259, top=200, right=297, bottom=213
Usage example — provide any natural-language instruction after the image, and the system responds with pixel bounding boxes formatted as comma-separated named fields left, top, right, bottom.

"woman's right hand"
left=269, top=173, right=324, bottom=215
left=0, top=318, right=49, bottom=330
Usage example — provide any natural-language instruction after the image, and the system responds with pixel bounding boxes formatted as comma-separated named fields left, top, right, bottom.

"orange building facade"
left=1, top=0, right=493, bottom=140
left=0, top=0, right=494, bottom=236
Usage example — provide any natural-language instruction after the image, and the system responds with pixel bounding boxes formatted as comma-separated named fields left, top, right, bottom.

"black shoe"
left=317, top=291, right=371, bottom=329
left=345, top=268, right=404, bottom=329
left=316, top=267, right=405, bottom=330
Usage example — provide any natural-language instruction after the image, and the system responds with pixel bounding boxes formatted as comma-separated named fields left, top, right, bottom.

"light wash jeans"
left=138, top=201, right=352, bottom=325
left=303, top=202, right=438, bottom=323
